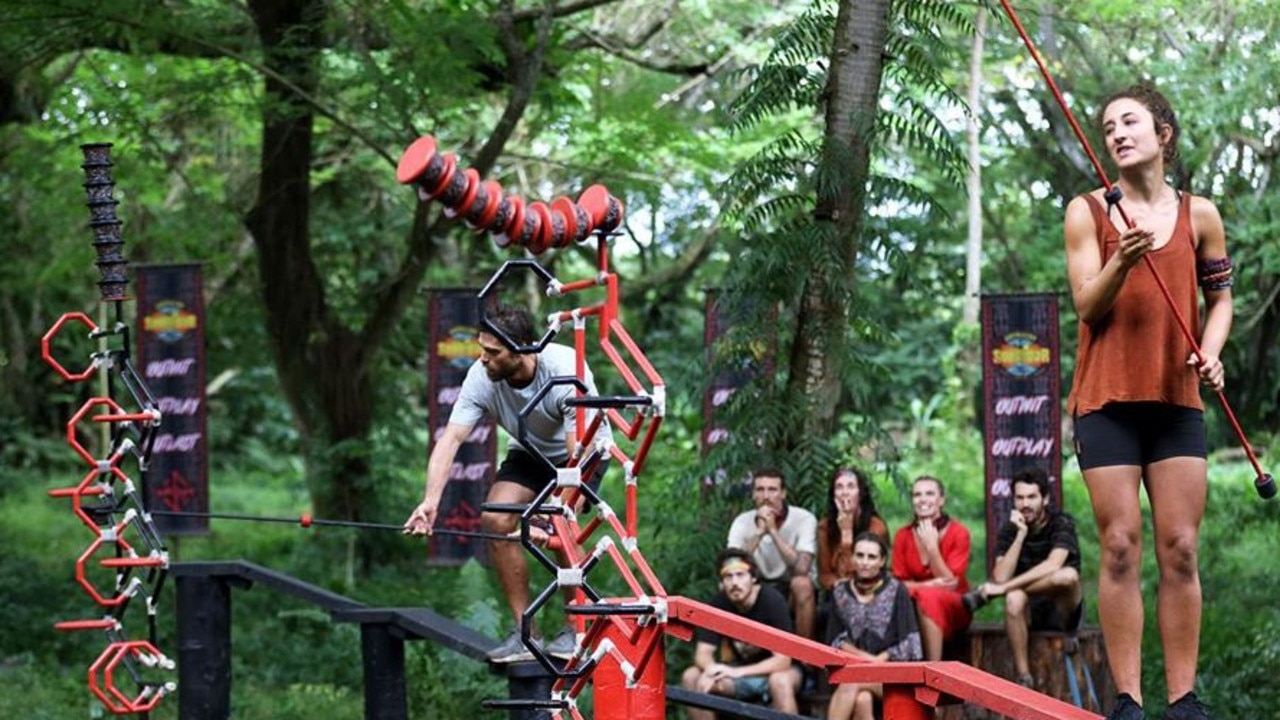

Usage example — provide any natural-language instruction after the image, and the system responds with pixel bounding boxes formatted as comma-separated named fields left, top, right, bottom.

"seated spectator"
left=827, top=532, right=922, bottom=720
left=818, top=467, right=890, bottom=594
left=964, top=468, right=1084, bottom=688
left=681, top=549, right=802, bottom=718
left=727, top=467, right=818, bottom=639
left=892, top=475, right=973, bottom=661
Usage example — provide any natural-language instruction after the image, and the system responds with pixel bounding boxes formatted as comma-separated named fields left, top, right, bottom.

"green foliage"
left=712, top=0, right=974, bottom=475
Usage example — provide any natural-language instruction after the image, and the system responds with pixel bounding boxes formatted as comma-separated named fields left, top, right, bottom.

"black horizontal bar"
left=565, top=395, right=653, bottom=408
left=566, top=604, right=656, bottom=616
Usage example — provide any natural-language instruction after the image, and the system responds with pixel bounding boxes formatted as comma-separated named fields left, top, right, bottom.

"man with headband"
left=680, top=549, right=802, bottom=717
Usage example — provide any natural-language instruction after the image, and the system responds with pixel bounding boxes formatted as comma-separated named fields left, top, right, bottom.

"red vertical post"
left=883, top=684, right=934, bottom=720
left=593, top=623, right=664, bottom=720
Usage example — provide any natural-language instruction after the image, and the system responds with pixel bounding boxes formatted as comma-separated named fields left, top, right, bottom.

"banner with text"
left=981, top=293, right=1062, bottom=574
left=701, top=290, right=774, bottom=456
left=135, top=263, right=208, bottom=537
left=428, top=289, right=497, bottom=565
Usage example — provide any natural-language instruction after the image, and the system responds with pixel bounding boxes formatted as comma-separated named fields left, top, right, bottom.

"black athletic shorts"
left=1073, top=402, right=1206, bottom=470
left=495, top=448, right=608, bottom=496
left=1029, top=596, right=1084, bottom=633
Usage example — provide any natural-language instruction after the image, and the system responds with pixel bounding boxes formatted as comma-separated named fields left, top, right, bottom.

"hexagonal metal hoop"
left=66, top=397, right=127, bottom=466
left=75, top=530, right=139, bottom=607
left=42, top=312, right=99, bottom=382
left=88, top=640, right=168, bottom=714
left=515, top=375, right=592, bottom=470
left=477, top=259, right=559, bottom=354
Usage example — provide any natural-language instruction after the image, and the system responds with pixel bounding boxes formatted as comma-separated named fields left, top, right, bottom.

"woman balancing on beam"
left=1065, top=83, right=1232, bottom=720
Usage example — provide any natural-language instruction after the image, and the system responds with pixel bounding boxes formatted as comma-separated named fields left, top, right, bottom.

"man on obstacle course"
left=964, top=468, right=1083, bottom=689
left=726, top=468, right=818, bottom=641
left=404, top=303, right=610, bottom=663
left=681, top=549, right=802, bottom=717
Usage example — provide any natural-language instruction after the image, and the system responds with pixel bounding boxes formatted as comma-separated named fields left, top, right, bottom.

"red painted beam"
left=666, top=596, right=1102, bottom=720
left=666, top=596, right=856, bottom=669
left=924, top=662, right=1100, bottom=720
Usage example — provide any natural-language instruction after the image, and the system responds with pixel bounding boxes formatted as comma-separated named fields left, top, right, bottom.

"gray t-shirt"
left=448, top=343, right=609, bottom=464
left=727, top=505, right=818, bottom=582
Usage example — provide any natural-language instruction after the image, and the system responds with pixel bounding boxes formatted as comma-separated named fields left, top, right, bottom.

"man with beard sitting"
left=680, top=549, right=802, bottom=717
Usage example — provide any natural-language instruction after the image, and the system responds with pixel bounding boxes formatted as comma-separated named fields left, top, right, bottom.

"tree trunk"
left=244, top=0, right=375, bottom=527
left=963, top=9, right=986, bottom=326
left=788, top=0, right=891, bottom=440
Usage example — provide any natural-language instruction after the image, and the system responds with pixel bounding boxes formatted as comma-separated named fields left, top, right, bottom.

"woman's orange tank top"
left=1067, top=193, right=1202, bottom=416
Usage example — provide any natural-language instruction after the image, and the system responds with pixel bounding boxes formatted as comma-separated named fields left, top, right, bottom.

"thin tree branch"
left=360, top=0, right=555, bottom=351
left=511, top=0, right=621, bottom=23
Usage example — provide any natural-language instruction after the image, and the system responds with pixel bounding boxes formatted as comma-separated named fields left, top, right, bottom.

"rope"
left=147, top=510, right=519, bottom=542
left=995, top=0, right=1271, bottom=492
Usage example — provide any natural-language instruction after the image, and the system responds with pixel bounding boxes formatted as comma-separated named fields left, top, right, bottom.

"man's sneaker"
left=542, top=627, right=578, bottom=660
left=1106, top=693, right=1145, bottom=720
left=1165, top=692, right=1211, bottom=720
left=1014, top=673, right=1035, bottom=690
left=962, top=589, right=988, bottom=614
left=486, top=630, right=535, bottom=663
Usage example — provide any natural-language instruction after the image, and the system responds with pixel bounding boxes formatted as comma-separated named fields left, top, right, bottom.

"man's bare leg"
left=483, top=480, right=538, bottom=628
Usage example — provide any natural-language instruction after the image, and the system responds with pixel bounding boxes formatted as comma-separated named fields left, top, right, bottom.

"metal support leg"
left=1064, top=653, right=1084, bottom=707
left=360, top=623, right=407, bottom=720
left=176, top=575, right=233, bottom=720
left=504, top=662, right=554, bottom=720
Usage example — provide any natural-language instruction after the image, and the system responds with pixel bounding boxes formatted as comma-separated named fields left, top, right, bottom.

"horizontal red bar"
left=100, top=557, right=165, bottom=568
left=55, top=619, right=115, bottom=631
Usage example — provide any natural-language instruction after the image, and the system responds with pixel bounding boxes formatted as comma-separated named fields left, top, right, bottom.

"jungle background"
left=1, top=0, right=1277, bottom=718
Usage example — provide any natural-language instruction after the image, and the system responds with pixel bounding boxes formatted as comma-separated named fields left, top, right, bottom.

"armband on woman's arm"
left=1198, top=256, right=1233, bottom=291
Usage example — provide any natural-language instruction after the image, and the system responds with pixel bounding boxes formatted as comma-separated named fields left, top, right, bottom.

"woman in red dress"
left=891, top=475, right=972, bottom=660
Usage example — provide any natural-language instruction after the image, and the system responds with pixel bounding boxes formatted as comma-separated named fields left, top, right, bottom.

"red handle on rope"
left=996, top=0, right=1273, bottom=498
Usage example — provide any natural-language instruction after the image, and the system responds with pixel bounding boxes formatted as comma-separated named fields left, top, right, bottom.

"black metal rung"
left=481, top=502, right=567, bottom=515
left=565, top=395, right=653, bottom=409
left=566, top=603, right=656, bottom=616
left=482, top=698, right=569, bottom=710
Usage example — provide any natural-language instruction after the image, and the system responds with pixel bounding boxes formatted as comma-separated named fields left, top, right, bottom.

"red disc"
left=395, top=135, right=438, bottom=184
left=424, top=153, right=458, bottom=199
left=581, top=185, right=622, bottom=232
left=469, top=180, right=503, bottom=231
left=551, top=197, right=578, bottom=247
left=444, top=168, right=481, bottom=218
left=527, top=201, right=553, bottom=254
left=300, top=513, right=313, bottom=528
left=496, top=196, right=526, bottom=248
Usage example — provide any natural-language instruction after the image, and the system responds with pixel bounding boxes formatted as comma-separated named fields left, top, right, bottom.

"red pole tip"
left=300, top=512, right=313, bottom=527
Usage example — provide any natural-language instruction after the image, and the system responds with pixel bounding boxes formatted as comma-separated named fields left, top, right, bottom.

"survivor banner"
left=980, top=293, right=1062, bottom=574
left=135, top=263, right=208, bottom=537
left=701, top=289, right=774, bottom=456
left=427, top=289, right=497, bottom=565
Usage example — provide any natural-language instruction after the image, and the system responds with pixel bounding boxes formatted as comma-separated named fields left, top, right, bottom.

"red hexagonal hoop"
left=41, top=312, right=98, bottom=382
left=66, top=397, right=126, bottom=466
left=88, top=640, right=168, bottom=714
left=75, top=531, right=138, bottom=607
left=58, top=465, right=129, bottom=533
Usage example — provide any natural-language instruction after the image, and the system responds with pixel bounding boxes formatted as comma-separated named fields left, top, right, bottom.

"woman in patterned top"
left=827, top=532, right=921, bottom=720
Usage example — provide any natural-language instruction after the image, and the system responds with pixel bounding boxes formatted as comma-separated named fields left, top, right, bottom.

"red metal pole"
left=593, top=622, right=664, bottom=720
left=883, top=684, right=934, bottom=720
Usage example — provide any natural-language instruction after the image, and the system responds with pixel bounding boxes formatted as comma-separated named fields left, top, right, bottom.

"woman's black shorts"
left=1073, top=402, right=1206, bottom=470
